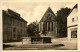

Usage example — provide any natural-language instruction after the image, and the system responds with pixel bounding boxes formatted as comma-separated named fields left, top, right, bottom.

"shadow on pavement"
left=3, top=44, right=15, bottom=50
left=53, top=44, right=64, bottom=47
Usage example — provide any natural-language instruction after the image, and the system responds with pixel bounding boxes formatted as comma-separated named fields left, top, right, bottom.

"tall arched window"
left=48, top=22, right=50, bottom=31
left=45, top=22, right=47, bottom=31
left=52, top=22, right=53, bottom=31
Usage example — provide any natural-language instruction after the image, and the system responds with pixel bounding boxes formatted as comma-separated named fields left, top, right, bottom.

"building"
left=67, top=4, right=78, bottom=40
left=39, top=7, right=57, bottom=38
left=3, top=9, right=28, bottom=42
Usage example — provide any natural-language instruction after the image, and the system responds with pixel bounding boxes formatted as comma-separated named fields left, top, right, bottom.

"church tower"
left=39, top=7, right=57, bottom=38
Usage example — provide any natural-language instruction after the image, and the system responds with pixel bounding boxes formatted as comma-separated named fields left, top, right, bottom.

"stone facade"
left=3, top=9, right=27, bottom=42
left=39, top=7, right=57, bottom=38
left=67, top=4, right=78, bottom=40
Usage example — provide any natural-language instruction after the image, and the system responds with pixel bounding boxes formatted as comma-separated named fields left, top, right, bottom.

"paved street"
left=3, top=37, right=77, bottom=50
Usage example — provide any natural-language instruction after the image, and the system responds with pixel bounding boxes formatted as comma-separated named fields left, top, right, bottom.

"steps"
left=4, top=44, right=54, bottom=50
left=40, top=31, right=57, bottom=38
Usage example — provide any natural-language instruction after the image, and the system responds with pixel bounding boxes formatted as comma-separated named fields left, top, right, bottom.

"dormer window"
left=72, top=18, right=74, bottom=22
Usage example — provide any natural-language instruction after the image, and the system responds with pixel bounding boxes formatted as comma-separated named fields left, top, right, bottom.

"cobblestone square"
left=3, top=38, right=77, bottom=50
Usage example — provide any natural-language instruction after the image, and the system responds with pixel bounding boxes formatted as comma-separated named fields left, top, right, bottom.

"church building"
left=39, top=7, right=57, bottom=38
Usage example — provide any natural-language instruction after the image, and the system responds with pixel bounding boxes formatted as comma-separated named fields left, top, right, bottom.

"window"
left=20, top=29, right=22, bottom=33
left=48, top=22, right=50, bottom=31
left=71, top=30, right=77, bottom=38
left=52, top=22, right=53, bottom=31
left=46, top=22, right=47, bottom=31
left=72, top=18, right=74, bottom=22
left=8, top=27, right=11, bottom=31
left=13, top=28, right=16, bottom=32
left=13, top=34, right=16, bottom=38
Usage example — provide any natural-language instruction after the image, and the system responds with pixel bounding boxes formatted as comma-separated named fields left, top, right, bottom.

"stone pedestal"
left=22, top=37, right=31, bottom=44
left=31, top=37, right=52, bottom=44
left=22, top=37, right=52, bottom=44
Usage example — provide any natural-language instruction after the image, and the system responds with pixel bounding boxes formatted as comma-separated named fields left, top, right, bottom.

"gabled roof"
left=73, top=4, right=77, bottom=9
left=3, top=9, right=28, bottom=23
left=67, top=4, right=77, bottom=18
left=40, top=7, right=56, bottom=22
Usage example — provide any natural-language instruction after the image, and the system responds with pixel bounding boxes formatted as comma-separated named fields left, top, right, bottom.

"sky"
left=2, top=1, right=77, bottom=25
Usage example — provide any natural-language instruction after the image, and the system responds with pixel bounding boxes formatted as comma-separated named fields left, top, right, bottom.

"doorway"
left=71, top=30, right=77, bottom=38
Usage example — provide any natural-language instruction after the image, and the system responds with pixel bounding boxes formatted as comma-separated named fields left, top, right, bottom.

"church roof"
left=40, top=7, right=56, bottom=22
